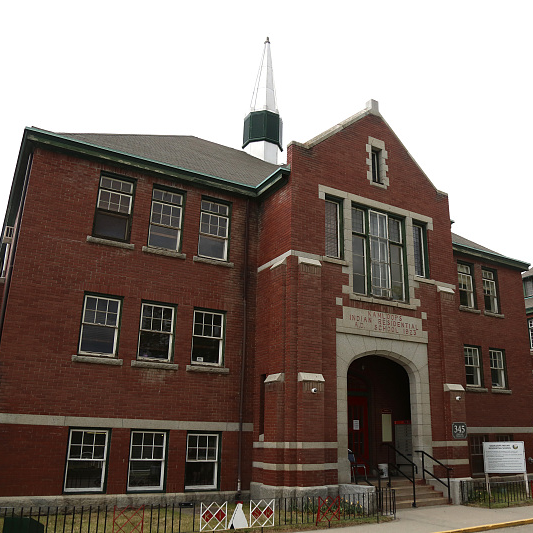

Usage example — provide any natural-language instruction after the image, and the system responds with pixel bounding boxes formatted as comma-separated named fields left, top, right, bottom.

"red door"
left=348, top=395, right=369, bottom=471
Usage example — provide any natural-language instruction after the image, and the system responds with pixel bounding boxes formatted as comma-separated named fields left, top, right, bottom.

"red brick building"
left=0, top=98, right=531, bottom=504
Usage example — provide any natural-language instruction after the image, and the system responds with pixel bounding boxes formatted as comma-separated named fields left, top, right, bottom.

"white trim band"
left=0, top=413, right=253, bottom=432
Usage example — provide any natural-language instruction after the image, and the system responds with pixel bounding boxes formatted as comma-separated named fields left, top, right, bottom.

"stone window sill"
left=193, top=256, right=234, bottom=268
left=484, top=310, right=505, bottom=319
left=459, top=306, right=481, bottom=314
left=349, top=293, right=417, bottom=310
left=492, top=388, right=512, bottom=395
left=87, top=236, right=134, bottom=250
left=321, top=256, right=348, bottom=266
left=466, top=386, right=488, bottom=393
left=186, top=365, right=229, bottom=374
left=72, top=354, right=123, bottom=366
left=132, top=360, right=178, bottom=371
left=142, top=246, right=186, bottom=259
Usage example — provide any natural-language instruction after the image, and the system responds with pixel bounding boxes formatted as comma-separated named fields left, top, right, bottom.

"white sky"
left=1, top=0, right=531, bottom=266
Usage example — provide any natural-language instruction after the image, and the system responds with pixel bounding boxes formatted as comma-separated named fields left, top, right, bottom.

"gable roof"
left=452, top=232, right=529, bottom=271
left=44, top=131, right=285, bottom=188
left=2, top=128, right=290, bottom=234
left=288, top=99, right=447, bottom=197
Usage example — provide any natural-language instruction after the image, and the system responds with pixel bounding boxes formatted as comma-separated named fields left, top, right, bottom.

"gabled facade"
left=0, top=100, right=531, bottom=504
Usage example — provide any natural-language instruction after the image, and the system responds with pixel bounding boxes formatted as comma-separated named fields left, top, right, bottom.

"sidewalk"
left=310, top=505, right=533, bottom=533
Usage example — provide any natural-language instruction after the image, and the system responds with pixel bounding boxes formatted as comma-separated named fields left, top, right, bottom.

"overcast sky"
left=1, top=0, right=531, bottom=266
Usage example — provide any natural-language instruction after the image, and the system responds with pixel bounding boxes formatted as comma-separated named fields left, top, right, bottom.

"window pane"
left=325, top=200, right=340, bottom=258
left=413, top=225, right=425, bottom=277
left=94, top=212, right=128, bottom=241
left=198, top=235, right=226, bottom=260
left=184, top=462, right=215, bottom=488
left=352, top=208, right=364, bottom=233
left=65, top=461, right=104, bottom=490
left=148, top=225, right=179, bottom=250
left=138, top=331, right=171, bottom=360
left=192, top=337, right=221, bottom=364
left=128, top=461, right=162, bottom=489
left=80, top=324, right=115, bottom=355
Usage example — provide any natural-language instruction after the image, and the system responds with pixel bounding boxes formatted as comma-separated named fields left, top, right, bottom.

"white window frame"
left=198, top=200, right=229, bottom=261
left=191, top=310, right=224, bottom=366
left=137, top=303, right=175, bottom=361
left=528, top=318, right=533, bottom=350
left=482, top=269, right=499, bottom=313
left=325, top=198, right=341, bottom=258
left=184, top=433, right=219, bottom=490
left=148, top=188, right=184, bottom=251
left=64, top=429, right=109, bottom=493
left=489, top=349, right=506, bottom=389
left=464, top=346, right=482, bottom=387
left=127, top=431, right=166, bottom=491
left=79, top=295, right=121, bottom=357
left=93, top=176, right=134, bottom=242
left=458, top=264, right=475, bottom=308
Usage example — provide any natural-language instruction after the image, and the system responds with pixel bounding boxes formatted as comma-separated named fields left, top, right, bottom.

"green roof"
left=452, top=232, right=529, bottom=271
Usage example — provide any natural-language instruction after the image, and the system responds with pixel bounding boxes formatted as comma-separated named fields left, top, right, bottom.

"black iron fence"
left=0, top=491, right=395, bottom=533
left=460, top=479, right=532, bottom=508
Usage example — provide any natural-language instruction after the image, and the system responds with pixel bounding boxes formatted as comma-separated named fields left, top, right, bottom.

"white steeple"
left=243, top=37, right=283, bottom=164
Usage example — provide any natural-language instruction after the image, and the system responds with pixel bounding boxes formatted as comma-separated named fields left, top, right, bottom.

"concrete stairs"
left=388, top=477, right=450, bottom=508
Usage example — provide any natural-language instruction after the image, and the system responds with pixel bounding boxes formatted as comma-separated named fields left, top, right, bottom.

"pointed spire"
left=249, top=37, right=278, bottom=113
left=243, top=37, right=283, bottom=164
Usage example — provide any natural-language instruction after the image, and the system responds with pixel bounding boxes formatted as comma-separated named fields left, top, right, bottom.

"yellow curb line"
left=435, top=517, right=533, bottom=533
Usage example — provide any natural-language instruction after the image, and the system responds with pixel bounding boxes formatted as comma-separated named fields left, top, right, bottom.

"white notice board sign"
left=483, top=441, right=526, bottom=474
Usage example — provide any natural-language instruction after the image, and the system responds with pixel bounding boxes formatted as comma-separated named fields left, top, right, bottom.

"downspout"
left=236, top=198, right=250, bottom=497
left=0, top=153, right=33, bottom=341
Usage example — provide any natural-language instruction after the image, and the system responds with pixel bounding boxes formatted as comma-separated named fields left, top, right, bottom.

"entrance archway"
left=336, top=331, right=432, bottom=485
left=347, top=356, right=411, bottom=471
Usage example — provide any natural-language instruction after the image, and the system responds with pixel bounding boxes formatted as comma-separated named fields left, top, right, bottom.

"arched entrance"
left=347, top=356, right=411, bottom=472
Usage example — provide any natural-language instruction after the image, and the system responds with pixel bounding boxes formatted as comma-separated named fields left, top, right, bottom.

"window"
left=79, top=295, right=121, bottom=357
left=371, top=149, right=381, bottom=183
left=191, top=310, right=224, bottom=365
left=496, top=434, right=513, bottom=442
left=458, top=264, right=475, bottom=308
left=148, top=188, right=184, bottom=251
left=529, top=318, right=533, bottom=350
left=137, top=303, right=175, bottom=361
left=351, top=206, right=405, bottom=300
left=524, top=278, right=533, bottom=298
left=482, top=269, right=499, bottom=313
left=489, top=349, right=506, bottom=388
left=464, top=346, right=482, bottom=387
left=93, top=176, right=134, bottom=241
left=469, top=435, right=488, bottom=475
left=185, top=433, right=219, bottom=490
left=64, top=429, right=109, bottom=492
left=366, top=137, right=388, bottom=187
left=413, top=224, right=427, bottom=277
left=127, top=431, right=166, bottom=491
left=325, top=198, right=342, bottom=258
left=198, top=200, right=229, bottom=261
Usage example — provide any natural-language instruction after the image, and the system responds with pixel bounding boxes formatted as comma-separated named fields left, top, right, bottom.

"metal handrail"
left=382, top=443, right=417, bottom=507
left=415, top=449, right=453, bottom=503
